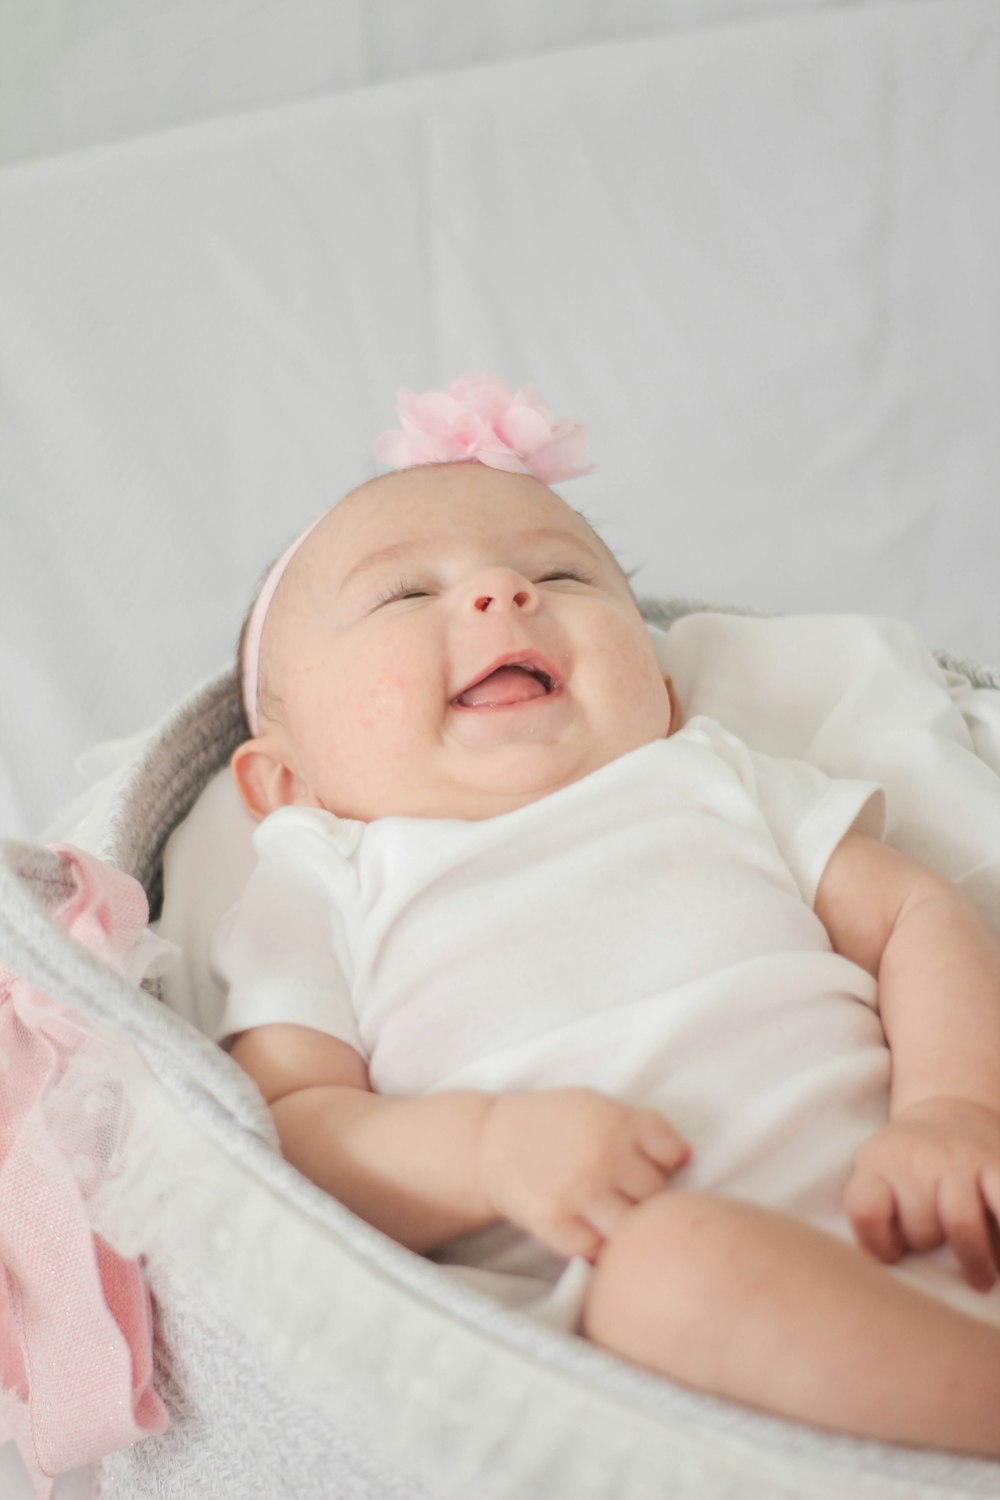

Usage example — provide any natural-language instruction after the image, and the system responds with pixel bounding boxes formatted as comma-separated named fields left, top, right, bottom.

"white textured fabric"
left=0, top=1447, right=87, bottom=1500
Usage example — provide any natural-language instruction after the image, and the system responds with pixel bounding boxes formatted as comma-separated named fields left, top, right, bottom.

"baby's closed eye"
left=537, top=568, right=597, bottom=586
left=370, top=579, right=434, bottom=609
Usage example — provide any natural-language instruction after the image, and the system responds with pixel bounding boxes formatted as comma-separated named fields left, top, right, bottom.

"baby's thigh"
left=585, top=1190, right=1000, bottom=1456
left=584, top=1191, right=753, bottom=1373
left=583, top=1188, right=863, bottom=1384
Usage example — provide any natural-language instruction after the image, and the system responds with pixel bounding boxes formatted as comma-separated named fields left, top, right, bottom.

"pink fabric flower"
left=373, top=373, right=595, bottom=484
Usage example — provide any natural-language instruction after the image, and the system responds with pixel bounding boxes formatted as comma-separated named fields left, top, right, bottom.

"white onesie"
left=210, top=716, right=1000, bottom=1330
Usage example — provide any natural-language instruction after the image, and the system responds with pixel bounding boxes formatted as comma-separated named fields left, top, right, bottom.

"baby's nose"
left=465, top=569, right=539, bottom=614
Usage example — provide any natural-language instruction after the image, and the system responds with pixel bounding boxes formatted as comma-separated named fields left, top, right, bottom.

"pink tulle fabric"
left=0, top=846, right=168, bottom=1497
left=373, top=373, right=595, bottom=483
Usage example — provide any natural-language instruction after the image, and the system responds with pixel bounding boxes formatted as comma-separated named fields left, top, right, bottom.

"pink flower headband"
left=241, top=375, right=594, bottom=734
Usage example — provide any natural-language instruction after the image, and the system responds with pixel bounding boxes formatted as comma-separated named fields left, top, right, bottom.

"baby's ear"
left=231, top=738, right=315, bottom=821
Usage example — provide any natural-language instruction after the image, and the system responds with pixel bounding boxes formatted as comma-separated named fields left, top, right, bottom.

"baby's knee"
left=583, top=1191, right=749, bottom=1360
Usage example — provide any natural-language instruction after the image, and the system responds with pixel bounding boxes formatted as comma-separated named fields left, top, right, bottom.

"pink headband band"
left=241, top=374, right=594, bottom=734
left=240, top=515, right=324, bottom=734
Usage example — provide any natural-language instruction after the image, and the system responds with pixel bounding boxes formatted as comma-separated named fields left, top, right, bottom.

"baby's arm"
left=230, top=1023, right=689, bottom=1258
left=815, top=831, right=1000, bottom=1287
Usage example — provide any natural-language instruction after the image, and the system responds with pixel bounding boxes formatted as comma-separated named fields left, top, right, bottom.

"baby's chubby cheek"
left=304, top=674, right=421, bottom=817
left=590, top=633, right=671, bottom=733
left=346, top=665, right=428, bottom=759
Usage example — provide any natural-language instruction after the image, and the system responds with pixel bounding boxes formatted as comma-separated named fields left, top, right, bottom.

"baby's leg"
left=584, top=1191, right=1000, bottom=1457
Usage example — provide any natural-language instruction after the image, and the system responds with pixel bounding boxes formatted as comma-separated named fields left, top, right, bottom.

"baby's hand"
left=478, top=1088, right=690, bottom=1262
left=844, top=1097, right=1000, bottom=1291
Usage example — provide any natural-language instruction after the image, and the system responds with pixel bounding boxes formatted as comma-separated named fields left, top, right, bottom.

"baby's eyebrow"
left=338, top=540, right=427, bottom=592
left=337, top=527, right=601, bottom=592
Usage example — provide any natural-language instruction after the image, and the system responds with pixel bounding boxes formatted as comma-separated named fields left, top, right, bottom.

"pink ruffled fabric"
left=373, top=373, right=595, bottom=484
left=0, top=846, right=168, bottom=1497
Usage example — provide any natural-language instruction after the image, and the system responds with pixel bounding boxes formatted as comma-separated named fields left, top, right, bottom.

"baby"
left=213, top=379, right=1000, bottom=1457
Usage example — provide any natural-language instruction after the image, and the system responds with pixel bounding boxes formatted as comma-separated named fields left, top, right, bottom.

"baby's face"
left=239, top=462, right=674, bottom=822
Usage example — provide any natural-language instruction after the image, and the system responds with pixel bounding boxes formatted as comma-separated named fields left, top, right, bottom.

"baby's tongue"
left=458, top=665, right=548, bottom=707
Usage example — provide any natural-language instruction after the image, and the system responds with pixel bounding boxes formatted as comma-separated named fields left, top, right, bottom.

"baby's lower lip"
left=450, top=685, right=564, bottom=711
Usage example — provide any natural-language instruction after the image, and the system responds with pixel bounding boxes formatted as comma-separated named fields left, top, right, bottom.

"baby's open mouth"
left=452, top=660, right=559, bottom=709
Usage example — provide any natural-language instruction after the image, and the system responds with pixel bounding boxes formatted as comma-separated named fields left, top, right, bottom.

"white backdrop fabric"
left=1, top=0, right=998, bottom=843
left=0, top=0, right=909, bottom=168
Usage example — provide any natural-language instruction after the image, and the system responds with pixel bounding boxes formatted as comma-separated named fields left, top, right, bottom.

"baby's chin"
left=426, top=734, right=662, bottom=821
left=320, top=724, right=673, bottom=822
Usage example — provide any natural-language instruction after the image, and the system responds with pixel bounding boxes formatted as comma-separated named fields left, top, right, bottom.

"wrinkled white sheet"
left=1, top=0, right=998, bottom=852
left=0, top=0, right=899, bottom=167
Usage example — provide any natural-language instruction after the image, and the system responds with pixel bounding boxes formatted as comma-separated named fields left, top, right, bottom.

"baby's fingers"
left=633, top=1109, right=691, bottom=1175
left=547, top=1215, right=605, bottom=1264
left=844, top=1167, right=905, bottom=1263
left=616, top=1152, right=671, bottom=1205
left=581, top=1190, right=641, bottom=1244
left=939, top=1173, right=999, bottom=1292
left=984, top=1168, right=1000, bottom=1267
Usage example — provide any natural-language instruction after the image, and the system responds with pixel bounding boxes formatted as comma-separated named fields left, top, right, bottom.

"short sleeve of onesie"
left=209, top=807, right=364, bottom=1054
left=685, top=716, right=887, bottom=906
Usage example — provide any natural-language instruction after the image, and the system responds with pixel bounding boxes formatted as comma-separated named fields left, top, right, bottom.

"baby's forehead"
left=298, top=466, right=605, bottom=581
